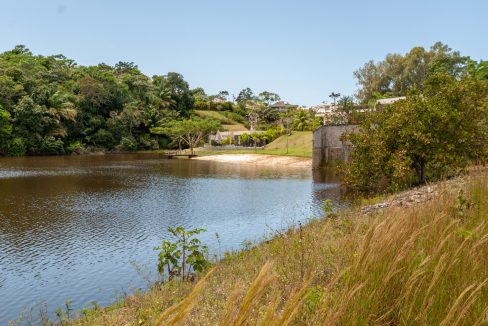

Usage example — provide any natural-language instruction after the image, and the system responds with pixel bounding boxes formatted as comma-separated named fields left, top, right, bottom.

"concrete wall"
left=312, top=124, right=358, bottom=168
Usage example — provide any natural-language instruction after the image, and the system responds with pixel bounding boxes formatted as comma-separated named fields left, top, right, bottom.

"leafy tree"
left=216, top=90, right=229, bottom=101
left=240, top=132, right=249, bottom=146
left=191, top=87, right=207, bottom=101
left=293, top=109, right=312, bottom=131
left=0, top=105, right=12, bottom=136
left=151, top=119, right=219, bottom=154
left=0, top=105, right=12, bottom=152
left=152, top=72, right=194, bottom=116
left=236, top=88, right=254, bottom=104
left=354, top=42, right=468, bottom=102
left=468, top=59, right=488, bottom=80
left=258, top=91, right=280, bottom=105
left=245, top=100, right=269, bottom=131
left=343, top=74, right=488, bottom=193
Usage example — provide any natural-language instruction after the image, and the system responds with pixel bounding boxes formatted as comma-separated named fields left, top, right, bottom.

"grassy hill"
left=74, top=170, right=488, bottom=325
left=262, top=131, right=313, bottom=157
left=194, top=110, right=248, bottom=132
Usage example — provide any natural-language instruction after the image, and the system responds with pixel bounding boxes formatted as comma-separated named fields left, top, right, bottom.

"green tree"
left=293, top=109, right=312, bottom=131
left=236, top=88, right=254, bottom=104
left=151, top=119, right=219, bottom=154
left=258, top=91, right=280, bottom=105
left=354, top=42, right=468, bottom=103
left=343, top=74, right=488, bottom=193
left=467, top=59, right=488, bottom=80
left=0, top=105, right=12, bottom=152
left=153, top=73, right=194, bottom=116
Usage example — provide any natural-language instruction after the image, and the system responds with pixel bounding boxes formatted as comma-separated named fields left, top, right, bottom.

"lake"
left=0, top=154, right=342, bottom=323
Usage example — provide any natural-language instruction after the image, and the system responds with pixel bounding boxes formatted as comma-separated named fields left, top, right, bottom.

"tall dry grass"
left=73, top=171, right=488, bottom=325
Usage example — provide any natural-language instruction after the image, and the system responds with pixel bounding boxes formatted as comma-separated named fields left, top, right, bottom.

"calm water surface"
left=0, top=154, right=343, bottom=323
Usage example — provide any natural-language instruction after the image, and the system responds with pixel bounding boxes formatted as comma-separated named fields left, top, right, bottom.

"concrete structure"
left=312, top=124, right=358, bottom=168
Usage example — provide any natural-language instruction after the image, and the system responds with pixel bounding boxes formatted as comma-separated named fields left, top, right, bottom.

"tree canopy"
left=344, top=73, right=488, bottom=193
left=151, top=119, right=219, bottom=154
left=354, top=42, right=468, bottom=103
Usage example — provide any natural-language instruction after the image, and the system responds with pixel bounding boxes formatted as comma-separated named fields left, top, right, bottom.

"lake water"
left=0, top=154, right=342, bottom=323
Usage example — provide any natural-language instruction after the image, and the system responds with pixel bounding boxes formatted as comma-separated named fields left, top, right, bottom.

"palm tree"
left=293, top=109, right=311, bottom=131
left=329, top=92, right=341, bottom=106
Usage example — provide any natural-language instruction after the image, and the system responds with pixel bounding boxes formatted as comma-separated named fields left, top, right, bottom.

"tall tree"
left=236, top=88, right=254, bottom=104
left=258, top=91, right=281, bottom=105
left=153, top=73, right=194, bottom=116
left=354, top=42, right=468, bottom=103
left=344, top=73, right=488, bottom=192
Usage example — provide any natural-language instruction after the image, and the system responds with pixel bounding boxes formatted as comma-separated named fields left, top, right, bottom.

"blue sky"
left=1, top=0, right=487, bottom=106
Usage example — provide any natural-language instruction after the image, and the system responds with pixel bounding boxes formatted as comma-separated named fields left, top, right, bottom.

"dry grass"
left=73, top=170, right=488, bottom=325
left=222, top=124, right=248, bottom=132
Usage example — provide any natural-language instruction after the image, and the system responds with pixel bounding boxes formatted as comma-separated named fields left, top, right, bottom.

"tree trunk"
left=414, top=160, right=426, bottom=185
left=419, top=162, right=426, bottom=184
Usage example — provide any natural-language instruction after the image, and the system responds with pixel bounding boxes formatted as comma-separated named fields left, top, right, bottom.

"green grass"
left=262, top=131, right=313, bottom=157
left=194, top=110, right=241, bottom=125
left=221, top=124, right=248, bottom=132
left=195, top=131, right=313, bottom=158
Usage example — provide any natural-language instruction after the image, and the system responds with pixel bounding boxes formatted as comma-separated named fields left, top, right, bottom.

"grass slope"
left=194, top=110, right=248, bottom=132
left=262, top=131, right=313, bottom=157
left=194, top=110, right=240, bottom=125
left=73, top=170, right=488, bottom=325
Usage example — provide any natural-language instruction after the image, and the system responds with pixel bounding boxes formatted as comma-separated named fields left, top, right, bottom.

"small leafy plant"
left=154, top=226, right=208, bottom=282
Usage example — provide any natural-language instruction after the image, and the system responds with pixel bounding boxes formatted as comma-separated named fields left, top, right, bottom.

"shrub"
left=154, top=226, right=208, bottom=282
left=7, top=137, right=26, bottom=157
left=66, top=141, right=86, bottom=154
left=119, top=136, right=137, bottom=151
left=40, top=136, right=65, bottom=155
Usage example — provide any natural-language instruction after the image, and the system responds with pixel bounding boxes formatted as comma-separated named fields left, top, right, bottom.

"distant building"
left=309, top=102, right=342, bottom=124
left=376, top=96, right=406, bottom=105
left=270, top=101, right=297, bottom=112
left=208, top=130, right=264, bottom=146
left=211, top=97, right=226, bottom=103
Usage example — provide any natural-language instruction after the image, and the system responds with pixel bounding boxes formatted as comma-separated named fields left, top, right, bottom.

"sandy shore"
left=193, top=154, right=311, bottom=168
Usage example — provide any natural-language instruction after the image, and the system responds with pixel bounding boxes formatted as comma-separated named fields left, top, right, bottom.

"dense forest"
left=0, top=45, right=317, bottom=156
left=1, top=43, right=486, bottom=157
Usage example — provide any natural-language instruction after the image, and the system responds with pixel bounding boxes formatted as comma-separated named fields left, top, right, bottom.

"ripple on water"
left=0, top=154, right=343, bottom=323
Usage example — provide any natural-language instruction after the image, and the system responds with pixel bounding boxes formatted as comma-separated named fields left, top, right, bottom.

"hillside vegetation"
left=73, top=170, right=488, bottom=325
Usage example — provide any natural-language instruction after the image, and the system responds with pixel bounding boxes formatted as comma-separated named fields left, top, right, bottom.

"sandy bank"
left=193, top=154, right=311, bottom=168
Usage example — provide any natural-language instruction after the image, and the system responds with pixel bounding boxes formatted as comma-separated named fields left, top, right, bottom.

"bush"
left=7, top=137, right=26, bottom=157
left=66, top=141, right=86, bottom=154
left=90, top=129, right=115, bottom=149
left=119, top=136, right=138, bottom=151
left=40, top=136, right=65, bottom=155
left=154, top=226, right=208, bottom=282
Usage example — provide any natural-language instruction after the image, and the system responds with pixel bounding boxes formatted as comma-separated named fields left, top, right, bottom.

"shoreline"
left=192, top=153, right=312, bottom=168
left=70, top=170, right=485, bottom=325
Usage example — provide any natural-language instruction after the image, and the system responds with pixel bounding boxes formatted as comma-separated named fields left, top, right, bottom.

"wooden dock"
left=162, top=152, right=198, bottom=159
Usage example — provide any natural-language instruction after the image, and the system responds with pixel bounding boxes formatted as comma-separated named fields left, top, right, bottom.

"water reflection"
left=0, top=154, right=342, bottom=323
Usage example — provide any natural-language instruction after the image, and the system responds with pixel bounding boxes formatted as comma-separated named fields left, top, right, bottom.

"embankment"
left=74, top=169, right=488, bottom=325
